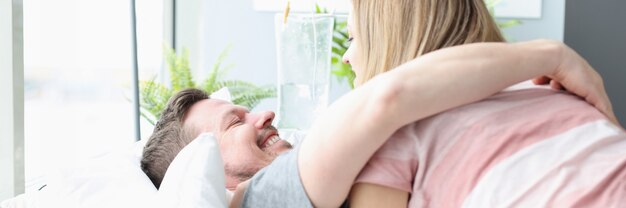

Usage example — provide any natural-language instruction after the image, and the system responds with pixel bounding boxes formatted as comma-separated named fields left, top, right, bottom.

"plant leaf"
left=139, top=79, right=173, bottom=121
left=231, top=86, right=277, bottom=109
left=498, top=19, right=522, bottom=29
left=166, top=47, right=195, bottom=91
left=203, top=45, right=233, bottom=94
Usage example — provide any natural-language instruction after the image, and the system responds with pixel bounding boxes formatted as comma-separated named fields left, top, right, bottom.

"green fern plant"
left=486, top=0, right=523, bottom=31
left=139, top=45, right=276, bottom=125
left=315, top=5, right=356, bottom=89
left=329, top=17, right=355, bottom=89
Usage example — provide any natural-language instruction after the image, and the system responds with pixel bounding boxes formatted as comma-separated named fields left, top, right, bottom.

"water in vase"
left=275, top=14, right=334, bottom=131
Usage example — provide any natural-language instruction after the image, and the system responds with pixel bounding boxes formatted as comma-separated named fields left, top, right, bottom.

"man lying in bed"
left=140, top=40, right=623, bottom=207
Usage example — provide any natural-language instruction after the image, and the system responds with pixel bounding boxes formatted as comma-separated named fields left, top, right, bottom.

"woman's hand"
left=532, top=42, right=620, bottom=126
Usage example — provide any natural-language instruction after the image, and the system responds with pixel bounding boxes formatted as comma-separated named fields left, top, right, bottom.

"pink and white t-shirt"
left=356, top=84, right=626, bottom=207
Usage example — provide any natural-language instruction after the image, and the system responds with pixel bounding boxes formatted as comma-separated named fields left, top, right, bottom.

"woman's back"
left=356, top=83, right=626, bottom=207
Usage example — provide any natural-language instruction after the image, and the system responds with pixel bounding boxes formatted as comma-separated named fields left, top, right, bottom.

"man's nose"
left=254, top=111, right=275, bottom=129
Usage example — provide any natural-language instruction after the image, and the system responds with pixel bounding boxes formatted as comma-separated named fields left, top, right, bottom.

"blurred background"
left=1, top=0, right=624, bottom=199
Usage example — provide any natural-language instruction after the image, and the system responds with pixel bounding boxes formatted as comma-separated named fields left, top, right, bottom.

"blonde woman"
left=341, top=0, right=625, bottom=207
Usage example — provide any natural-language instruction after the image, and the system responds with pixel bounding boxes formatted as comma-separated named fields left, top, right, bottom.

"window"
left=1, top=0, right=25, bottom=200
left=23, top=0, right=164, bottom=191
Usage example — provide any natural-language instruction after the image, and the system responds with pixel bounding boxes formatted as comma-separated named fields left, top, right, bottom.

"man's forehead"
left=192, top=98, right=231, bottom=110
left=191, top=99, right=251, bottom=118
left=185, top=99, right=232, bottom=126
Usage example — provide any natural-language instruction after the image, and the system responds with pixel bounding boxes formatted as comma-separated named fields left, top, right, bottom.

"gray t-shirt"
left=241, top=145, right=313, bottom=208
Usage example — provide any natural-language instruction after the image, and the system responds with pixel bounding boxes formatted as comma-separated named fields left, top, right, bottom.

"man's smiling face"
left=183, top=99, right=292, bottom=190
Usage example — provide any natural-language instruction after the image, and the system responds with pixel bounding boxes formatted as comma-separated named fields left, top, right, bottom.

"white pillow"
left=210, top=87, right=232, bottom=102
left=154, top=133, right=228, bottom=208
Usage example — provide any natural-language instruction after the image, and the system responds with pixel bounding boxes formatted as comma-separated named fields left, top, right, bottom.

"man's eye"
left=228, top=118, right=241, bottom=128
left=347, top=37, right=354, bottom=43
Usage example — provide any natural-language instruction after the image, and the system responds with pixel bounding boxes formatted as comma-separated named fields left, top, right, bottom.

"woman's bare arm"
left=297, top=40, right=614, bottom=207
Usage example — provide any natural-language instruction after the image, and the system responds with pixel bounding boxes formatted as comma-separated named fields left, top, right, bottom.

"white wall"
left=0, top=0, right=25, bottom=201
left=564, top=0, right=626, bottom=125
left=498, top=0, right=566, bottom=41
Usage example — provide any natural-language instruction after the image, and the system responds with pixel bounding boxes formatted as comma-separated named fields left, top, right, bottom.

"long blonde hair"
left=352, top=0, right=505, bottom=86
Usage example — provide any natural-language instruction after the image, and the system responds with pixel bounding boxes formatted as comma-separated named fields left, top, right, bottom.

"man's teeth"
left=264, top=135, right=281, bottom=148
